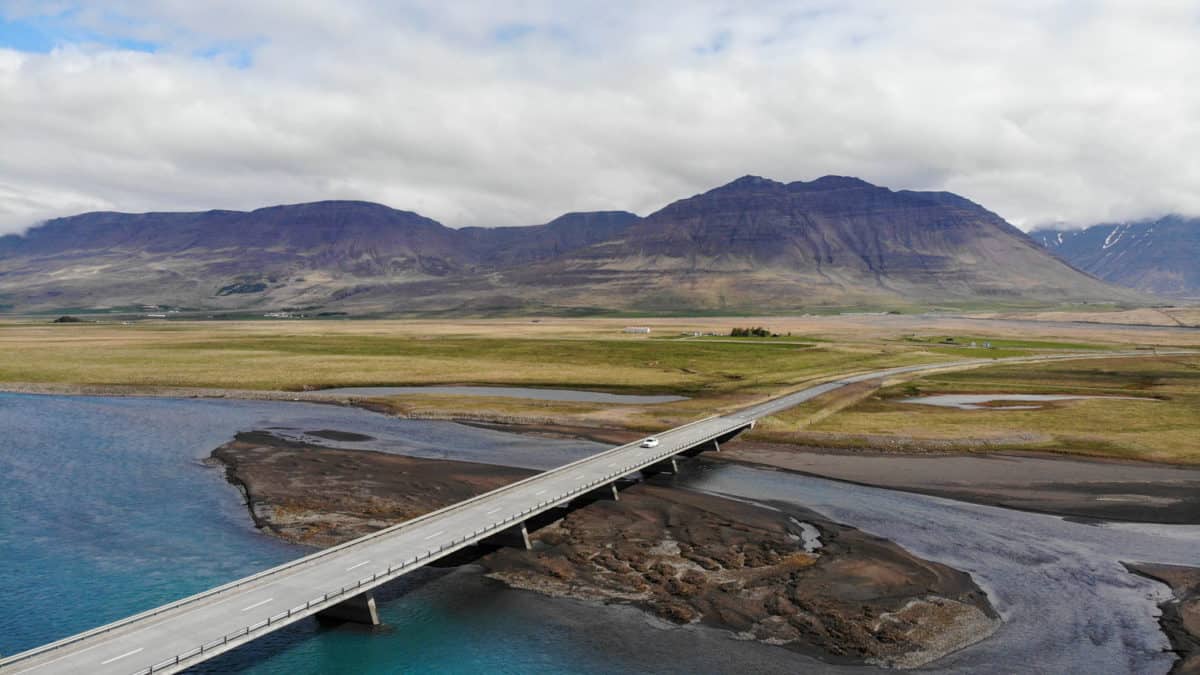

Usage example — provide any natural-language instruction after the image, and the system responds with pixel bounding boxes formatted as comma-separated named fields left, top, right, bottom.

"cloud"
left=0, top=0, right=1198, bottom=234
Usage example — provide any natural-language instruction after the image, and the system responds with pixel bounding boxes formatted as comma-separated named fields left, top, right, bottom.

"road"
left=1, top=349, right=1187, bottom=675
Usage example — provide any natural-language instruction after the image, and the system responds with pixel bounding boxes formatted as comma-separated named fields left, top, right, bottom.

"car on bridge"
left=640, top=437, right=660, bottom=448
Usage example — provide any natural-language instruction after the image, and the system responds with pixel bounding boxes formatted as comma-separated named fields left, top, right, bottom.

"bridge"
left=1, top=352, right=1180, bottom=675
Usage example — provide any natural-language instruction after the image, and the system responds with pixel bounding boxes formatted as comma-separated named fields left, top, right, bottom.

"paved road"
left=1, top=350, right=1187, bottom=675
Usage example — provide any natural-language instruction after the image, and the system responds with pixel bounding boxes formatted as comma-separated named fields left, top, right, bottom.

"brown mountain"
left=0, top=177, right=1142, bottom=315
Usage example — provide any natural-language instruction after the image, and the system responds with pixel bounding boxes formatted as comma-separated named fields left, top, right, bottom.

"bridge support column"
left=593, top=482, right=619, bottom=501
left=642, top=456, right=679, bottom=476
left=681, top=439, right=721, bottom=458
left=317, top=592, right=380, bottom=625
left=482, top=521, right=531, bottom=550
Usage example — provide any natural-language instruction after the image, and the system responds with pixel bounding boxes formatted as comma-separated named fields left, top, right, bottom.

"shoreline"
left=1125, top=563, right=1200, bottom=674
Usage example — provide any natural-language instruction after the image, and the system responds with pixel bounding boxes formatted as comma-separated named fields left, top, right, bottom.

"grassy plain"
left=1, top=313, right=1196, bottom=461
left=754, top=355, right=1200, bottom=464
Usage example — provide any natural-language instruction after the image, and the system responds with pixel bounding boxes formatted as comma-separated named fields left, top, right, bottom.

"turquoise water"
left=0, top=393, right=830, bottom=674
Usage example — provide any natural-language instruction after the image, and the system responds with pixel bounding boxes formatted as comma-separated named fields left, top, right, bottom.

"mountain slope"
left=1031, top=216, right=1200, bottom=298
left=499, top=176, right=1138, bottom=311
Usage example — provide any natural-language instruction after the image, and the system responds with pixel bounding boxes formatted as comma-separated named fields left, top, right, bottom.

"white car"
left=640, top=437, right=660, bottom=448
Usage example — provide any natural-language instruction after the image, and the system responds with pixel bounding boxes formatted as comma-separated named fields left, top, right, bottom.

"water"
left=315, top=385, right=688, bottom=404
left=680, top=463, right=1200, bottom=675
left=902, top=393, right=1154, bottom=410
left=2, top=392, right=1197, bottom=674
left=0, top=393, right=832, bottom=674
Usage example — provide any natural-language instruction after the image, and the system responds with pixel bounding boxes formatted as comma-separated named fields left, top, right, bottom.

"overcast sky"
left=1, top=1, right=1198, bottom=234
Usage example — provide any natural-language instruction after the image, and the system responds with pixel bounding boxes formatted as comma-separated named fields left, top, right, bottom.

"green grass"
left=763, top=355, right=1200, bottom=464
left=900, top=335, right=1115, bottom=351
left=0, top=322, right=952, bottom=397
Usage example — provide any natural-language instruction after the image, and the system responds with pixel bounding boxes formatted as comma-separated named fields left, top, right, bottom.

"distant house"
left=623, top=326, right=651, bottom=334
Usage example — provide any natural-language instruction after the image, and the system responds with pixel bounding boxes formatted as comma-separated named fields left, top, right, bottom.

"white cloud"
left=0, top=0, right=1198, bottom=234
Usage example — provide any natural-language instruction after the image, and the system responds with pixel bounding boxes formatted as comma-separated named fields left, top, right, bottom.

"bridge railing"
left=2, top=414, right=733, bottom=671
left=125, top=423, right=749, bottom=674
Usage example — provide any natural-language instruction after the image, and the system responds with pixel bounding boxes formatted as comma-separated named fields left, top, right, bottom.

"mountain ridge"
left=0, top=176, right=1146, bottom=314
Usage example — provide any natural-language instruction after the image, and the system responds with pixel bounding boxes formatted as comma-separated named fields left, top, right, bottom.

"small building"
left=623, top=326, right=652, bottom=334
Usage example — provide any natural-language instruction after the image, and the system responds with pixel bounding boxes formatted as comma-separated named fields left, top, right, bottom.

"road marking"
left=345, top=560, right=370, bottom=572
left=535, top=489, right=547, bottom=496
left=607, top=462, right=618, bottom=468
left=10, top=580, right=289, bottom=673
left=99, top=648, right=143, bottom=665
left=572, top=474, right=584, bottom=480
left=241, top=598, right=273, bottom=612
left=423, top=530, right=445, bottom=540
left=485, top=507, right=501, bottom=515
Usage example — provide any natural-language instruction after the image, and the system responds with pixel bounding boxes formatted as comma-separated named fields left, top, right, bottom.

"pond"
left=901, top=394, right=1154, bottom=410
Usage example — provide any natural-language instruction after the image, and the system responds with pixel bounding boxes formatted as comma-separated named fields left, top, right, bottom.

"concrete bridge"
left=1, top=352, right=1180, bottom=675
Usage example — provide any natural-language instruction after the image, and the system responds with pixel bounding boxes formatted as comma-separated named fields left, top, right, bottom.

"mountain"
left=496, top=175, right=1139, bottom=311
left=1031, top=216, right=1200, bottom=298
left=0, top=202, right=637, bottom=312
left=0, top=177, right=1142, bottom=315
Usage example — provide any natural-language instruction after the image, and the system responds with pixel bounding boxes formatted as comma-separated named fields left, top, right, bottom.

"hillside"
left=1031, top=216, right=1200, bottom=298
left=0, top=177, right=1143, bottom=315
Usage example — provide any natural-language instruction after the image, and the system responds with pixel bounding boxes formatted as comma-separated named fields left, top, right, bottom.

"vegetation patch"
left=216, top=281, right=268, bottom=296
left=758, top=356, right=1200, bottom=464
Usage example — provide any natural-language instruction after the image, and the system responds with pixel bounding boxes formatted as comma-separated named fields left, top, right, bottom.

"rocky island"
left=209, top=430, right=999, bottom=668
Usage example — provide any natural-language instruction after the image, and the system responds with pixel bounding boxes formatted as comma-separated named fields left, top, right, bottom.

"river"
left=1, top=392, right=1196, bottom=674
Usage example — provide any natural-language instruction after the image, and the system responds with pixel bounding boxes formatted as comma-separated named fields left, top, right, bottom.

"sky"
left=0, top=1, right=1198, bottom=234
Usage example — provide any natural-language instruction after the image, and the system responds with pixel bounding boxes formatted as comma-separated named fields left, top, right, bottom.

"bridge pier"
left=482, top=520, right=531, bottom=550
left=592, top=482, right=620, bottom=501
left=317, top=592, right=380, bottom=625
left=642, top=456, right=679, bottom=476
left=681, top=439, right=720, bottom=458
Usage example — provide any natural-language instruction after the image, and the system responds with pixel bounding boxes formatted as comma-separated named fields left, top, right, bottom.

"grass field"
left=2, top=315, right=1196, bottom=462
left=754, top=355, right=1200, bottom=464
left=0, top=321, right=950, bottom=395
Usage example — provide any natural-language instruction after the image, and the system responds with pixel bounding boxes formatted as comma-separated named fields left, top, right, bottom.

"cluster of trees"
left=730, top=326, right=776, bottom=337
